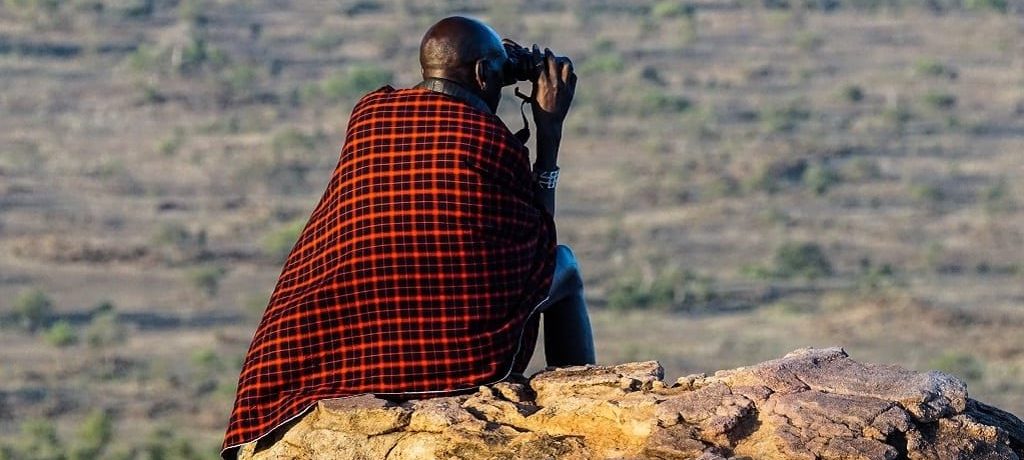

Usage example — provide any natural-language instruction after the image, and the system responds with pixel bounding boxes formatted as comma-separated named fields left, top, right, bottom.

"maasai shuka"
left=222, top=86, right=556, bottom=456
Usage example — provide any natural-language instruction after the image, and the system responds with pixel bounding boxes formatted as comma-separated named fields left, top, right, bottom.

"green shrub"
left=740, top=263, right=774, bottom=280
left=909, top=181, right=945, bottom=204
left=3, top=0, right=64, bottom=24
left=840, top=157, right=882, bottom=181
left=151, top=222, right=191, bottom=248
left=271, top=128, right=320, bottom=156
left=882, top=104, right=913, bottom=131
left=651, top=1, right=696, bottom=19
left=626, top=89, right=692, bottom=115
left=157, top=127, right=187, bottom=157
left=262, top=219, right=307, bottom=263
left=794, top=31, right=824, bottom=52
left=981, top=176, right=1014, bottom=214
left=309, top=31, right=345, bottom=53
left=216, top=64, right=260, bottom=102
left=773, top=242, right=833, bottom=279
left=929, top=351, right=984, bottom=381
left=191, top=348, right=224, bottom=372
left=13, top=288, right=53, bottom=332
left=579, top=52, right=625, bottom=75
left=923, top=91, right=957, bottom=110
left=16, top=419, right=64, bottom=460
left=85, top=311, right=126, bottom=348
left=964, top=0, right=1008, bottom=12
left=69, top=410, right=113, bottom=460
left=856, top=259, right=899, bottom=292
left=141, top=426, right=207, bottom=460
left=742, top=158, right=807, bottom=194
left=317, top=65, right=393, bottom=103
left=802, top=164, right=841, bottom=195
left=44, top=320, right=77, bottom=347
left=760, top=101, right=811, bottom=133
left=187, top=265, right=227, bottom=297
left=914, top=58, right=955, bottom=79
left=125, top=44, right=163, bottom=74
left=840, top=84, right=864, bottom=103
left=178, top=0, right=210, bottom=25
left=607, top=269, right=715, bottom=312
left=176, top=37, right=229, bottom=75
left=607, top=272, right=676, bottom=311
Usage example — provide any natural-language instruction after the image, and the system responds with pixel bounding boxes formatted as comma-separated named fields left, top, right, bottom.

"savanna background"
left=1, top=0, right=1022, bottom=458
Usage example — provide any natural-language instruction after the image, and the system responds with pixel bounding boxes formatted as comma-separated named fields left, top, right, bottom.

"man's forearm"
left=534, top=123, right=562, bottom=215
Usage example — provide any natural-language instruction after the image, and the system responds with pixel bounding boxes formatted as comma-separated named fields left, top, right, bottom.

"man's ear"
left=474, top=59, right=489, bottom=92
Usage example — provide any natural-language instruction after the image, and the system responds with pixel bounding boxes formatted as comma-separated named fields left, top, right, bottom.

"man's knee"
left=554, top=245, right=583, bottom=291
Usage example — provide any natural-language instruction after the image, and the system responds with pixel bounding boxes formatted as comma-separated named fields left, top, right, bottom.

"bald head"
left=419, top=16, right=506, bottom=81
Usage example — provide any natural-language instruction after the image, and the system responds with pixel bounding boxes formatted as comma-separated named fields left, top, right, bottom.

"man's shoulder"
left=355, top=85, right=449, bottom=107
left=352, top=86, right=503, bottom=127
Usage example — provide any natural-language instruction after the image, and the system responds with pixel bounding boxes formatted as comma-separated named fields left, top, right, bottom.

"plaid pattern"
left=222, top=86, right=556, bottom=455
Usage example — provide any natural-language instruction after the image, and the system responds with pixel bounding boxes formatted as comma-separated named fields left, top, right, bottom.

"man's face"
left=479, top=51, right=508, bottom=112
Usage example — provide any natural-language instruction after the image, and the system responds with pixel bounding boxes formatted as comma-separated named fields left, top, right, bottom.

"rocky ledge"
left=239, top=348, right=1024, bottom=459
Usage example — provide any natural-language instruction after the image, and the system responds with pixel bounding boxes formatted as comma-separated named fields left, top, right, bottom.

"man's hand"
left=531, top=46, right=577, bottom=131
left=529, top=46, right=576, bottom=215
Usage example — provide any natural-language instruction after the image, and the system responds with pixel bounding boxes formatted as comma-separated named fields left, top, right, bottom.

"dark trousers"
left=538, top=245, right=596, bottom=367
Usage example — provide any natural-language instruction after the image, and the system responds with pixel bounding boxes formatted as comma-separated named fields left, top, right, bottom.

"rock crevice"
left=239, top=348, right=1024, bottom=460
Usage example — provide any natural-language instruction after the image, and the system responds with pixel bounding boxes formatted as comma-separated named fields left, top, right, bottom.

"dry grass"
left=0, top=0, right=1022, bottom=455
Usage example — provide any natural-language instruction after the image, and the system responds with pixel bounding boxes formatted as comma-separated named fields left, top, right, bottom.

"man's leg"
left=541, top=245, right=596, bottom=367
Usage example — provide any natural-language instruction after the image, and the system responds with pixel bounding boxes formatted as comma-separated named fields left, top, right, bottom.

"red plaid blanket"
left=222, top=86, right=556, bottom=455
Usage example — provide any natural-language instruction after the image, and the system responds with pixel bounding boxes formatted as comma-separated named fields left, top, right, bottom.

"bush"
left=840, top=84, right=864, bottom=103
left=914, top=58, right=956, bottom=79
left=802, top=164, right=841, bottom=195
left=13, top=288, right=53, bottom=332
left=579, top=52, right=625, bottom=75
left=16, top=419, right=64, bottom=460
left=794, top=31, right=824, bottom=52
left=773, top=242, right=833, bottom=279
left=85, top=311, right=126, bottom=348
left=909, top=181, right=945, bottom=205
left=262, top=219, right=307, bottom=263
left=840, top=157, right=881, bottom=181
left=157, top=127, right=187, bottom=157
left=607, top=272, right=676, bottom=311
left=923, top=91, right=957, bottom=110
left=186, top=265, right=227, bottom=297
left=69, top=410, right=113, bottom=460
left=44, top=320, right=77, bottom=347
left=309, top=31, right=345, bottom=53
left=742, top=158, right=808, bottom=194
left=151, top=222, right=193, bottom=249
left=215, top=64, right=260, bottom=102
left=929, top=351, right=984, bottom=381
left=606, top=269, right=716, bottom=312
left=176, top=37, right=229, bottom=75
left=651, top=1, right=696, bottom=19
left=882, top=104, right=913, bottom=133
left=271, top=128, right=321, bottom=156
left=624, top=89, right=692, bottom=116
left=141, top=427, right=208, bottom=460
left=981, top=176, right=1014, bottom=214
left=319, top=65, right=393, bottom=103
left=760, top=101, right=811, bottom=133
left=964, top=0, right=1008, bottom=12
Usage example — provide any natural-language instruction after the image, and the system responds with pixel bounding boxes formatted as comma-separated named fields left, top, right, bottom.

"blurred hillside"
left=0, top=0, right=1022, bottom=458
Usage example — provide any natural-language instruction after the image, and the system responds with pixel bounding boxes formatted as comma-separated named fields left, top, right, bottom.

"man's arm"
left=531, top=48, right=577, bottom=215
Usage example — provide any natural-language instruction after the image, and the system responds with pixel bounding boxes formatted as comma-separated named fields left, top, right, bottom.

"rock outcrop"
left=238, top=348, right=1024, bottom=459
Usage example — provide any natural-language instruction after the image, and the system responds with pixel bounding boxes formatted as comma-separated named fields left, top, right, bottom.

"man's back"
left=222, top=86, right=556, bottom=453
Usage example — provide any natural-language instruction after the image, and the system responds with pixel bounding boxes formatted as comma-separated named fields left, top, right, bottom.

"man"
left=222, top=16, right=594, bottom=458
